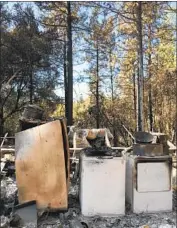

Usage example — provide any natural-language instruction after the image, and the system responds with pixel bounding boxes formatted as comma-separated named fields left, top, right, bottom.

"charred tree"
left=67, top=1, right=73, bottom=126
left=96, top=39, right=100, bottom=128
left=148, top=25, right=153, bottom=131
left=0, top=4, right=3, bottom=136
left=63, top=34, right=68, bottom=121
left=109, top=49, right=118, bottom=146
left=136, top=1, right=144, bottom=131
left=29, top=64, right=33, bottom=104
left=176, top=1, right=177, bottom=146
left=133, top=72, right=137, bottom=127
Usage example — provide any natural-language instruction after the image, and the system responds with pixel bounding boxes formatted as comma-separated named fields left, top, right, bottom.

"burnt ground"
left=1, top=170, right=177, bottom=228
left=38, top=180, right=177, bottom=228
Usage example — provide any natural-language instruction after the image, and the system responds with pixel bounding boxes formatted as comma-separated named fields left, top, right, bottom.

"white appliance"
left=126, top=155, right=172, bottom=213
left=80, top=154, right=126, bottom=216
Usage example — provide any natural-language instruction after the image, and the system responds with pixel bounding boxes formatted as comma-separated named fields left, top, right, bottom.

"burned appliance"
left=79, top=132, right=125, bottom=216
left=126, top=131, right=172, bottom=213
left=126, top=154, right=172, bottom=213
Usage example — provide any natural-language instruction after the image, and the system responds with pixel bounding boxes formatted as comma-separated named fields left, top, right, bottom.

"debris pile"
left=0, top=161, right=177, bottom=228
left=0, top=176, right=17, bottom=216
left=68, top=128, right=113, bottom=149
left=38, top=180, right=177, bottom=228
left=83, top=146, right=121, bottom=157
left=1, top=116, right=177, bottom=228
left=19, top=105, right=46, bottom=131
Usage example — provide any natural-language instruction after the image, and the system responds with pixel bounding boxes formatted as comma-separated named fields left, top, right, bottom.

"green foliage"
left=0, top=3, right=62, bottom=135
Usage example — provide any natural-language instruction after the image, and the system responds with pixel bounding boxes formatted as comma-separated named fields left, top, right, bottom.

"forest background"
left=0, top=1, right=176, bottom=146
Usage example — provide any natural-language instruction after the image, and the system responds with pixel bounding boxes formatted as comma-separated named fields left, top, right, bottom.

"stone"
left=134, top=132, right=153, bottom=143
left=10, top=213, right=24, bottom=227
left=69, top=219, right=83, bottom=228
left=0, top=215, right=9, bottom=228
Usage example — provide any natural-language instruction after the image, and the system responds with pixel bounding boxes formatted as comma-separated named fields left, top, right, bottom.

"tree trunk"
left=0, top=107, right=4, bottom=136
left=96, top=40, right=100, bottom=129
left=136, top=2, right=144, bottom=131
left=110, top=52, right=114, bottom=103
left=29, top=64, right=33, bottom=104
left=133, top=72, right=137, bottom=128
left=148, top=25, right=153, bottom=132
left=109, top=49, right=117, bottom=146
left=176, top=1, right=177, bottom=146
left=0, top=55, right=3, bottom=136
left=63, top=34, right=68, bottom=121
left=67, top=1, right=73, bottom=126
left=148, top=83, right=153, bottom=131
left=0, top=4, right=4, bottom=136
left=136, top=69, right=140, bottom=131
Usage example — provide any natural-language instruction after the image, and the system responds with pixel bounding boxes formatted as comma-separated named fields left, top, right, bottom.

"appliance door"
left=137, top=161, right=171, bottom=192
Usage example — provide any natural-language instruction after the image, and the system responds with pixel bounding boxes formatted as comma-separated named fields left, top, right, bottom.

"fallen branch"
left=69, top=147, right=128, bottom=151
left=1, top=148, right=15, bottom=154
left=122, top=125, right=135, bottom=142
left=0, top=133, right=8, bottom=147
left=121, top=146, right=133, bottom=157
left=167, top=140, right=176, bottom=150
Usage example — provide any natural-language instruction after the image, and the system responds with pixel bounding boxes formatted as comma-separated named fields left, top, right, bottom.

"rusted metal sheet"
left=14, top=201, right=37, bottom=227
left=15, top=120, right=68, bottom=211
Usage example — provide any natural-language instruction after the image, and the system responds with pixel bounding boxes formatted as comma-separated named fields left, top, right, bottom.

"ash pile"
left=70, top=128, right=121, bottom=157
left=0, top=165, right=19, bottom=227
left=0, top=176, right=17, bottom=215
left=83, top=130, right=121, bottom=157
left=1, top=136, right=17, bottom=219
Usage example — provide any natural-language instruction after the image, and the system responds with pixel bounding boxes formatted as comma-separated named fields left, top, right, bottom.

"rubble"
left=9, top=213, right=25, bottom=227
left=9, top=214, right=37, bottom=228
left=0, top=215, right=10, bottom=228
left=19, top=105, right=47, bottom=131
left=1, top=176, right=18, bottom=215
left=1, top=161, right=15, bottom=176
left=83, top=146, right=121, bottom=157
left=0, top=128, right=176, bottom=227
left=68, top=128, right=113, bottom=148
left=69, top=219, right=84, bottom=228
